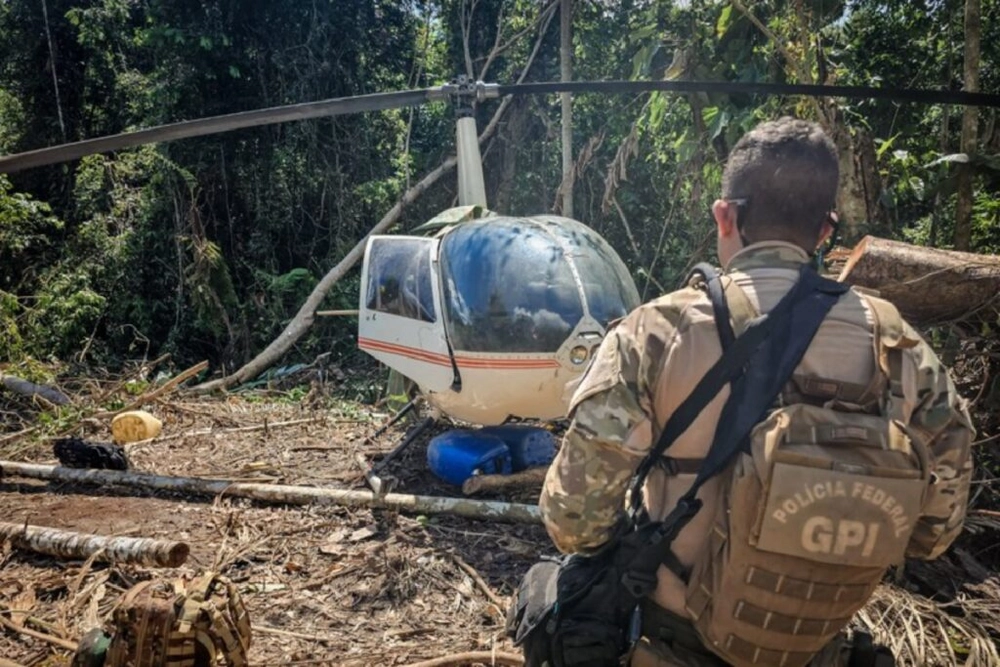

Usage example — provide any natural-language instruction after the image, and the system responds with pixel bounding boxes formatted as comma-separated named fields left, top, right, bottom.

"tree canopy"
left=0, top=0, right=996, bottom=371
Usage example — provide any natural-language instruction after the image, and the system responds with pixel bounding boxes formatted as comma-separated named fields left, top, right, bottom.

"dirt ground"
left=1, top=380, right=999, bottom=666
left=0, top=395, right=552, bottom=666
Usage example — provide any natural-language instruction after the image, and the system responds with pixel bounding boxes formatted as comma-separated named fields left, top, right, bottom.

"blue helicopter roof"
left=439, top=215, right=640, bottom=353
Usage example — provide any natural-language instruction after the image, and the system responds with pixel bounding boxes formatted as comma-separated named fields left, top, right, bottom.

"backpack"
left=507, top=263, right=857, bottom=666
left=682, top=285, right=930, bottom=667
left=104, top=571, right=251, bottom=667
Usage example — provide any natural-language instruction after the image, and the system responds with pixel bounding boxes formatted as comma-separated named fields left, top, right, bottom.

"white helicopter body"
left=358, top=116, right=640, bottom=425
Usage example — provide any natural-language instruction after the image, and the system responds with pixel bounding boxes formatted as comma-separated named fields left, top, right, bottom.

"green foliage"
left=0, top=289, right=23, bottom=359
left=0, top=176, right=63, bottom=290
left=25, top=269, right=106, bottom=358
left=0, top=0, right=995, bottom=387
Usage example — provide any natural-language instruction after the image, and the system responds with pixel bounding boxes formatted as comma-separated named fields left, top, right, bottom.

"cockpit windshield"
left=440, top=220, right=584, bottom=353
left=547, top=218, right=641, bottom=324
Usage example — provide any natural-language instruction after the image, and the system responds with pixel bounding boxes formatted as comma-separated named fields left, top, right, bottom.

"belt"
left=639, top=600, right=728, bottom=666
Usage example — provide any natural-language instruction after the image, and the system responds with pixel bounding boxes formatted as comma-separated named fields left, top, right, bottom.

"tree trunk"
left=0, top=461, right=542, bottom=524
left=955, top=0, right=982, bottom=251
left=0, top=521, right=189, bottom=567
left=559, top=0, right=574, bottom=217
left=494, top=99, right=527, bottom=213
left=827, top=116, right=884, bottom=240
left=837, top=235, right=1000, bottom=324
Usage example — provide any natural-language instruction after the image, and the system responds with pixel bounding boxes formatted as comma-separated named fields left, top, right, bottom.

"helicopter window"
left=440, top=222, right=583, bottom=353
left=365, top=239, right=436, bottom=322
left=549, top=221, right=641, bottom=325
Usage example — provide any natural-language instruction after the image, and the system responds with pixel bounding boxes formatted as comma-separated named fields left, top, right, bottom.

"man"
left=539, top=117, right=974, bottom=666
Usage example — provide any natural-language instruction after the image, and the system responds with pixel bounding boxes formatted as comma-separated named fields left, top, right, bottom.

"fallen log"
left=837, top=235, right=1000, bottom=325
left=0, top=461, right=542, bottom=524
left=0, top=521, right=188, bottom=567
left=0, top=375, right=70, bottom=406
left=462, top=466, right=548, bottom=496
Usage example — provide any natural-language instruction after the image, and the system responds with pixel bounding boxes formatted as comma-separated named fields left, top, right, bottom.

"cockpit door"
left=358, top=236, right=456, bottom=392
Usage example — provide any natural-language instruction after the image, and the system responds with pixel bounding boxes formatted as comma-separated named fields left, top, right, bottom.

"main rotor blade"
left=3, top=79, right=998, bottom=174
left=498, top=80, right=1000, bottom=108
left=0, top=88, right=435, bottom=173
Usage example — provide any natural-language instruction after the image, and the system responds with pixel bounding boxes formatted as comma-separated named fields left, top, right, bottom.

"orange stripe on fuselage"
left=358, top=337, right=560, bottom=370
left=358, top=338, right=451, bottom=366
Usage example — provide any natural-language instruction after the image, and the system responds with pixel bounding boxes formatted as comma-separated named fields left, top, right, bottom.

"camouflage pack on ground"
left=104, top=571, right=251, bottom=667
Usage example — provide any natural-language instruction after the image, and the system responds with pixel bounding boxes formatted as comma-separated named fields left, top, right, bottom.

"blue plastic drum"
left=426, top=430, right=513, bottom=486
left=478, top=425, right=557, bottom=471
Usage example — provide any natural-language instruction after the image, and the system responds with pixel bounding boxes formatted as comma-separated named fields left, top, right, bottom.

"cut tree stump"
left=837, top=235, right=1000, bottom=325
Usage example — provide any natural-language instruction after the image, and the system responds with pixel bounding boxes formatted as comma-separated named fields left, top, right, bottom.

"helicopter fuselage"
left=358, top=214, right=640, bottom=425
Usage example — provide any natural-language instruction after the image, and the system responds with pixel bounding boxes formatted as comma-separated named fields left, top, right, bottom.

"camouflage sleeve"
left=902, top=333, right=975, bottom=560
left=538, top=312, right=665, bottom=554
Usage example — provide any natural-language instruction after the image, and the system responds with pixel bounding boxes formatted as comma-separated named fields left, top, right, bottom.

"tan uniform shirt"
left=539, top=241, right=975, bottom=616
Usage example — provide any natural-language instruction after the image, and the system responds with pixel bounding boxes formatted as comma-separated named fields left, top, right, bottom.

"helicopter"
left=356, top=81, right=640, bottom=426
left=1, top=77, right=994, bottom=430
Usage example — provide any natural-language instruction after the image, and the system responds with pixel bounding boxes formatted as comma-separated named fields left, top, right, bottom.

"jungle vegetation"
left=0, top=0, right=996, bottom=379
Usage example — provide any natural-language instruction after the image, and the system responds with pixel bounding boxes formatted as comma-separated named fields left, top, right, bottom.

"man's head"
left=712, top=117, right=839, bottom=265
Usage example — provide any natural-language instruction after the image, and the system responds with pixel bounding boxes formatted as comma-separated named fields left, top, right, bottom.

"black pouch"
left=53, top=437, right=131, bottom=471
left=506, top=559, right=560, bottom=667
left=848, top=630, right=895, bottom=667
left=506, top=528, right=656, bottom=667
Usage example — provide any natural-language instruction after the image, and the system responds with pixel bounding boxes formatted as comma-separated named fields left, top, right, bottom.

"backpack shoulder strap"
left=720, top=275, right=757, bottom=335
left=687, top=263, right=735, bottom=350
left=628, top=266, right=758, bottom=507
left=857, top=292, right=919, bottom=422
left=621, top=266, right=848, bottom=596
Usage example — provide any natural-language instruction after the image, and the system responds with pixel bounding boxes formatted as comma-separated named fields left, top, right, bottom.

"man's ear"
left=712, top=199, right=738, bottom=238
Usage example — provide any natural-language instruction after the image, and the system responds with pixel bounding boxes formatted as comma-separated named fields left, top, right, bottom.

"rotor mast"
left=440, top=77, right=498, bottom=207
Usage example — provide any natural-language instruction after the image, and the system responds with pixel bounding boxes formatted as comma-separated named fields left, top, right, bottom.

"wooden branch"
left=462, top=467, right=547, bottom=496
left=0, top=375, right=70, bottom=406
left=0, top=657, right=28, bottom=667
left=191, top=155, right=458, bottom=393
left=479, top=0, right=558, bottom=80
left=955, top=0, right=982, bottom=251
left=314, top=309, right=359, bottom=317
left=93, top=360, right=207, bottom=418
left=0, top=612, right=77, bottom=652
left=0, top=461, right=542, bottom=524
left=449, top=554, right=505, bottom=608
left=460, top=0, right=477, bottom=80
left=729, top=0, right=823, bottom=119
left=837, top=235, right=1000, bottom=324
left=401, top=652, right=524, bottom=667
left=0, top=427, right=36, bottom=445
left=253, top=624, right=340, bottom=643
left=0, top=522, right=188, bottom=567
left=559, top=0, right=574, bottom=218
